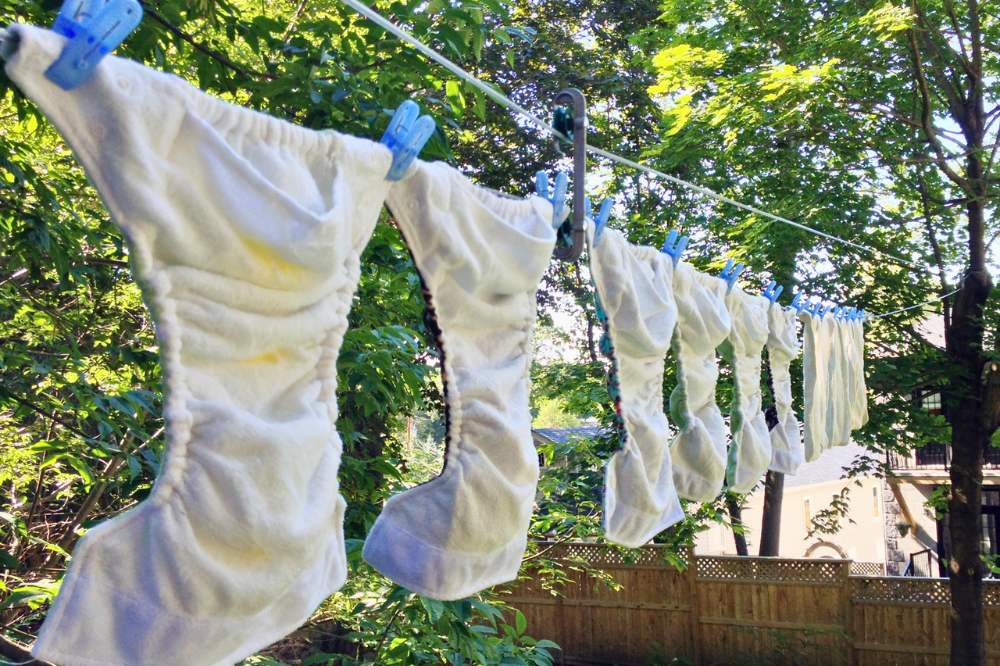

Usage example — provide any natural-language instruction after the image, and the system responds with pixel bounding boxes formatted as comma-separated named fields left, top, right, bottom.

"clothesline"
left=867, top=288, right=960, bottom=319
left=337, top=0, right=930, bottom=273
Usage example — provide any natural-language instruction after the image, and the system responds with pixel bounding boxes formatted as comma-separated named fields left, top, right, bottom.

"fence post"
left=843, top=560, right=855, bottom=666
left=687, top=547, right=702, bottom=665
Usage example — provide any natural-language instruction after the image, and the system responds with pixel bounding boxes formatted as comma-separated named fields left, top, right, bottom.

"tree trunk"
left=946, top=206, right=991, bottom=665
left=726, top=494, right=749, bottom=556
left=759, top=471, right=784, bottom=556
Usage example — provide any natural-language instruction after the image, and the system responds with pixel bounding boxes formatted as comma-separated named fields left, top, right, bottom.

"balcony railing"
left=888, top=444, right=1000, bottom=471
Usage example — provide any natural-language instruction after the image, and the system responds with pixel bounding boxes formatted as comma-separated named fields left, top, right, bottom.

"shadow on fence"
left=501, top=542, right=1000, bottom=666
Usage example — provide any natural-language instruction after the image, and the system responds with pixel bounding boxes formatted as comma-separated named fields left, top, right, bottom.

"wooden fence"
left=503, top=543, right=1000, bottom=666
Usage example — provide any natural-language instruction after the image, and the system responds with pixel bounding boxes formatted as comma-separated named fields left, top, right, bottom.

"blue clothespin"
left=805, top=300, right=823, bottom=318
left=381, top=100, right=435, bottom=181
left=820, top=303, right=835, bottom=318
left=720, top=259, right=745, bottom=293
left=791, top=292, right=807, bottom=313
left=763, top=280, right=783, bottom=304
left=661, top=230, right=689, bottom=271
left=45, top=0, right=143, bottom=90
left=860, top=309, right=867, bottom=321
left=590, top=197, right=613, bottom=246
left=535, top=171, right=569, bottom=229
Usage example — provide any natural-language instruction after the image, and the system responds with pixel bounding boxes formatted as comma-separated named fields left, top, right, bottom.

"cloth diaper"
left=720, top=286, right=772, bottom=493
left=4, top=24, right=394, bottom=666
left=361, top=160, right=555, bottom=600
left=824, top=314, right=850, bottom=449
left=668, top=265, right=732, bottom=502
left=588, top=228, right=683, bottom=548
left=850, top=316, right=869, bottom=429
left=765, top=303, right=802, bottom=474
left=800, top=310, right=833, bottom=461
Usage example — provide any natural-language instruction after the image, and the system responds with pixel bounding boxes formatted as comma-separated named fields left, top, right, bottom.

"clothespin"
left=552, top=88, right=587, bottom=263
left=805, top=301, right=822, bottom=317
left=45, top=0, right=143, bottom=90
left=763, top=280, right=783, bottom=305
left=661, top=230, right=689, bottom=271
left=820, top=304, right=835, bottom=318
left=589, top=197, right=613, bottom=246
left=720, top=259, right=745, bottom=294
left=381, top=100, right=435, bottom=181
left=860, top=309, right=867, bottom=322
left=536, top=172, right=570, bottom=229
left=791, top=292, right=808, bottom=313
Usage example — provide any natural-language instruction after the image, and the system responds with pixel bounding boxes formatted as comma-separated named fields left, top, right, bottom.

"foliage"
left=646, top=644, right=695, bottom=666
left=2, top=0, right=997, bottom=660
left=531, top=396, right=580, bottom=429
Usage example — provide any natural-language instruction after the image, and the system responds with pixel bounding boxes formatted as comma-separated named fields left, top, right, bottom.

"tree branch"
left=906, top=22, right=972, bottom=189
left=139, top=3, right=275, bottom=80
left=3, top=393, right=92, bottom=442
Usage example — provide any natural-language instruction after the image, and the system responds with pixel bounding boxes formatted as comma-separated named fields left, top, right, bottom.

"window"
left=922, top=392, right=942, bottom=416
left=803, top=498, right=812, bottom=530
left=873, top=486, right=880, bottom=519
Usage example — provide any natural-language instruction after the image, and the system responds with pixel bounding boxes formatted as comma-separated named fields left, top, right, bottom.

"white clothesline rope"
left=338, top=0, right=930, bottom=272
left=867, top=288, right=961, bottom=319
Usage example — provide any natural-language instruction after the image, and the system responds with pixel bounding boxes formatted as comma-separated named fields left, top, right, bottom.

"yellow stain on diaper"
left=240, top=234, right=310, bottom=285
left=242, top=352, right=281, bottom=366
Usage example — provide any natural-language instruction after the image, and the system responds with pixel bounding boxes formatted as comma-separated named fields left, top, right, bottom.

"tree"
left=643, top=0, right=997, bottom=661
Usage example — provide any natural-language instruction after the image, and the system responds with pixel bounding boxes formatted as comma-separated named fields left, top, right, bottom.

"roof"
left=785, top=440, right=875, bottom=488
left=532, top=425, right=607, bottom=444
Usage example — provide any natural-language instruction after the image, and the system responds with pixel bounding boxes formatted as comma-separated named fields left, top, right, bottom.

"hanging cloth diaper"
left=765, top=304, right=802, bottom=474
left=668, top=265, right=732, bottom=502
left=361, top=160, right=555, bottom=600
left=720, top=286, right=772, bottom=493
left=4, top=24, right=396, bottom=666
left=800, top=310, right=832, bottom=461
left=588, top=228, right=682, bottom=548
left=825, top=314, right=850, bottom=449
left=850, top=316, right=869, bottom=429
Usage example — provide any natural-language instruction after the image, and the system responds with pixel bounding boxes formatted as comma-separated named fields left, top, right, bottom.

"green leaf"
left=446, top=80, right=466, bottom=116
left=515, top=609, right=527, bottom=636
left=420, top=595, right=445, bottom=622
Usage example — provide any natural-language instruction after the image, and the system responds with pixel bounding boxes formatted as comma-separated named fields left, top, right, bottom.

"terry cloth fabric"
left=587, top=228, right=683, bottom=548
left=800, top=311, right=832, bottom=461
left=5, top=24, right=395, bottom=666
left=850, top=317, right=869, bottom=429
left=765, top=304, right=802, bottom=474
left=668, top=265, right=732, bottom=502
left=362, top=160, right=555, bottom=600
left=720, top=286, right=772, bottom=494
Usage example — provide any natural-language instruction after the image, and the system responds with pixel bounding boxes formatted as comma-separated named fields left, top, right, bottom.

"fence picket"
left=502, top=543, right=1000, bottom=665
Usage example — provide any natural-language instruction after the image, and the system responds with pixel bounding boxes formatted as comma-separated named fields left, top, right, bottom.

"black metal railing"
left=888, top=444, right=1000, bottom=470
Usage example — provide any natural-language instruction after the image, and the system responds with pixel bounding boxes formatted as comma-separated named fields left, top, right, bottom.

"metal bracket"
left=552, top=88, right=587, bottom=263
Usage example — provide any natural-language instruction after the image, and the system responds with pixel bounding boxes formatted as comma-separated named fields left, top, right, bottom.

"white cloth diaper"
left=800, top=310, right=832, bottom=461
left=850, top=316, right=869, bottom=429
left=765, top=304, right=802, bottom=474
left=720, top=286, right=772, bottom=493
left=588, top=228, right=683, bottom=548
left=361, top=160, right=555, bottom=600
left=4, top=24, right=394, bottom=666
left=668, top=265, right=732, bottom=502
